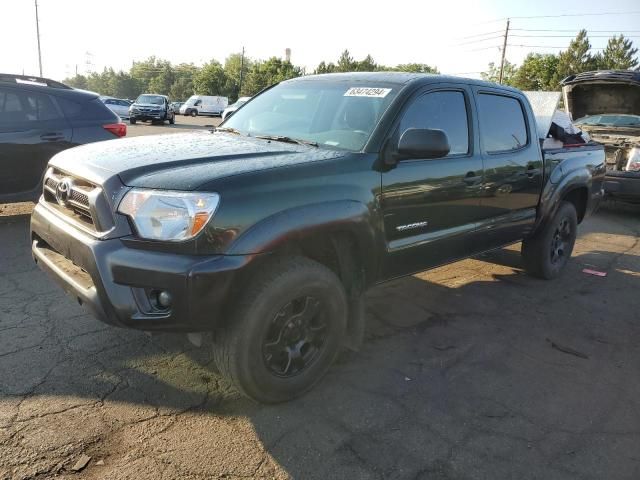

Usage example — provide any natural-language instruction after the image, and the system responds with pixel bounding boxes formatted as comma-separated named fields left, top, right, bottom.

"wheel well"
left=562, top=187, right=588, bottom=223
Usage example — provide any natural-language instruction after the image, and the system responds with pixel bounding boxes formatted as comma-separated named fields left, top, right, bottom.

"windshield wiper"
left=254, top=135, right=318, bottom=147
left=214, top=126, right=243, bottom=135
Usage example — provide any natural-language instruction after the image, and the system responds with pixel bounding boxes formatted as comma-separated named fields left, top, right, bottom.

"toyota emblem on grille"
left=55, top=178, right=73, bottom=206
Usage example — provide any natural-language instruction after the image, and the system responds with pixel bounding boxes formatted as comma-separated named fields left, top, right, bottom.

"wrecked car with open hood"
left=562, top=70, right=640, bottom=202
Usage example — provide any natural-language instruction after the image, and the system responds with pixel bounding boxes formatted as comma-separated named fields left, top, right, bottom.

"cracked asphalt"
left=2, top=183, right=640, bottom=477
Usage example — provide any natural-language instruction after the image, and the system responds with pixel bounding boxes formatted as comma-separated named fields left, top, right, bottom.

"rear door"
left=470, top=88, right=543, bottom=250
left=0, top=86, right=72, bottom=198
left=380, top=85, right=485, bottom=278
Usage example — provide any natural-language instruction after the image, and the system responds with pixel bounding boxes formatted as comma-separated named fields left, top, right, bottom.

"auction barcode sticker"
left=344, top=87, right=392, bottom=98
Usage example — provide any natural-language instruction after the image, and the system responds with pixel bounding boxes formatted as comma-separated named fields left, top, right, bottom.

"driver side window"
left=400, top=91, right=470, bottom=156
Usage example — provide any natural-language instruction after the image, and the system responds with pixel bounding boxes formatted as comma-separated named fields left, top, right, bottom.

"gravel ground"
left=1, top=119, right=639, bottom=479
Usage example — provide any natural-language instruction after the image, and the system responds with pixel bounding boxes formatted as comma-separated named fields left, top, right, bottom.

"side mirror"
left=397, top=128, right=450, bottom=160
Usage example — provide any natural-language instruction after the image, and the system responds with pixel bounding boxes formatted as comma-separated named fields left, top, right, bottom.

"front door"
left=0, top=86, right=72, bottom=200
left=380, top=86, right=485, bottom=279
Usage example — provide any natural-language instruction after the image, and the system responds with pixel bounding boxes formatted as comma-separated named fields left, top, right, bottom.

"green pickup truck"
left=31, top=73, right=605, bottom=402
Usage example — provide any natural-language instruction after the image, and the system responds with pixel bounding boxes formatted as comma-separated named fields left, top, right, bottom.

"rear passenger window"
left=477, top=94, right=528, bottom=153
left=0, top=88, right=61, bottom=123
left=400, top=91, right=469, bottom=155
left=57, top=97, right=114, bottom=120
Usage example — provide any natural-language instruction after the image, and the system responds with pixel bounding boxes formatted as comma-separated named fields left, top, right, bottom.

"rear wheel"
left=213, top=257, right=347, bottom=403
left=522, top=201, right=578, bottom=279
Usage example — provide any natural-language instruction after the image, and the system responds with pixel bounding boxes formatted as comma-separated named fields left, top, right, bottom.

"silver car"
left=221, top=96, right=251, bottom=121
left=100, top=97, right=132, bottom=120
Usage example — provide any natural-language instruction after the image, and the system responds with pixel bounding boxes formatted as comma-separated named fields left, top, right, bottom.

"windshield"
left=575, top=114, right=640, bottom=127
left=136, top=95, right=165, bottom=105
left=222, top=81, right=398, bottom=151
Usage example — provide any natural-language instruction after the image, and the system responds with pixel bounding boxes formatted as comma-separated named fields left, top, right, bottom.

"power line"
left=472, top=10, right=640, bottom=26
left=510, top=34, right=640, bottom=38
left=508, top=44, right=606, bottom=49
left=512, top=28, right=640, bottom=33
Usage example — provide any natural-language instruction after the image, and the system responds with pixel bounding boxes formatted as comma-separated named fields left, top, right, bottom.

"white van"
left=180, top=95, right=229, bottom=117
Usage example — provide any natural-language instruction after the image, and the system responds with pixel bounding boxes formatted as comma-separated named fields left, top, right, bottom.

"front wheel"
left=522, top=201, right=578, bottom=279
left=129, top=117, right=137, bottom=125
left=169, top=113, right=175, bottom=125
left=190, top=109, right=197, bottom=117
left=213, top=257, right=347, bottom=403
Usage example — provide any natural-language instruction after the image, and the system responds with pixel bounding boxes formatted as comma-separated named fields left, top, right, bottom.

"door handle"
left=40, top=133, right=64, bottom=142
left=463, top=171, right=482, bottom=185
left=526, top=164, right=540, bottom=178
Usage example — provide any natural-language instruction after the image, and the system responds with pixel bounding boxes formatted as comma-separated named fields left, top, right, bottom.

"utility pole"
left=238, top=46, right=245, bottom=97
left=35, top=0, right=43, bottom=76
left=498, top=18, right=510, bottom=84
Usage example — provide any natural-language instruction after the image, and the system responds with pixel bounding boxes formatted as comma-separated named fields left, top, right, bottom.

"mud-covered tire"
left=522, top=201, right=578, bottom=279
left=213, top=256, right=347, bottom=403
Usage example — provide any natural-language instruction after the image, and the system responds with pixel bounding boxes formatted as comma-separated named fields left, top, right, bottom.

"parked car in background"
left=100, top=97, right=131, bottom=120
left=31, top=73, right=604, bottom=403
left=0, top=73, right=125, bottom=203
left=180, top=95, right=228, bottom=116
left=170, top=101, right=184, bottom=113
left=129, top=94, right=175, bottom=125
left=221, top=96, right=251, bottom=121
left=562, top=70, right=640, bottom=202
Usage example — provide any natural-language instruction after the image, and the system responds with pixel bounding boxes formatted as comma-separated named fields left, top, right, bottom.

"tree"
left=599, top=35, right=639, bottom=70
left=512, top=53, right=559, bottom=91
left=336, top=49, right=356, bottom=72
left=481, top=60, right=518, bottom=85
left=63, top=74, right=88, bottom=90
left=315, top=61, right=336, bottom=74
left=553, top=30, right=598, bottom=86
left=394, top=63, right=439, bottom=74
left=193, top=60, right=227, bottom=96
left=168, top=63, right=199, bottom=100
left=241, top=57, right=302, bottom=96
left=223, top=53, right=253, bottom=100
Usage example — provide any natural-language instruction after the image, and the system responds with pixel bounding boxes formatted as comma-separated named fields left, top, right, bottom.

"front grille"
left=42, top=168, right=101, bottom=231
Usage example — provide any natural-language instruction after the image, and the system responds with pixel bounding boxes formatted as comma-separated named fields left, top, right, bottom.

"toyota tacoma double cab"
left=31, top=73, right=605, bottom=403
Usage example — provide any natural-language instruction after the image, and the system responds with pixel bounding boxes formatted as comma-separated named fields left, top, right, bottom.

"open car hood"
left=561, top=70, right=640, bottom=120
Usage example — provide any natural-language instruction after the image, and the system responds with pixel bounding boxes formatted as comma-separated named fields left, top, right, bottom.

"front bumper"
left=604, top=171, right=640, bottom=202
left=130, top=111, right=165, bottom=121
left=31, top=202, right=252, bottom=332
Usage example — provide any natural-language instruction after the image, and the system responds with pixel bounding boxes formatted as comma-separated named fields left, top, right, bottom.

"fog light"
left=157, top=290, right=172, bottom=308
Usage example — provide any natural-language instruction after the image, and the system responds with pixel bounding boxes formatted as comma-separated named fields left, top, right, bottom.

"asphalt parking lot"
left=1, top=118, right=640, bottom=479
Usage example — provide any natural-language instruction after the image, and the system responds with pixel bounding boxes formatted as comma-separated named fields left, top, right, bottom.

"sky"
left=2, top=0, right=640, bottom=81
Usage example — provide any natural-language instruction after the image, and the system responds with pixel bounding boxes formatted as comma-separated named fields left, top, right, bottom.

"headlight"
left=626, top=148, right=640, bottom=172
left=118, top=189, right=220, bottom=241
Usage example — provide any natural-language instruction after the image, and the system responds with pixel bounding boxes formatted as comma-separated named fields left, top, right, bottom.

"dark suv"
left=129, top=94, right=174, bottom=125
left=0, top=74, right=126, bottom=203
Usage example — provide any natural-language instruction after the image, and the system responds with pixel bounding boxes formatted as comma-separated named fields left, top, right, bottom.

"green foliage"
left=512, top=54, right=559, bottom=91
left=599, top=35, right=639, bottom=70
left=394, top=63, right=439, bottom=74
left=241, top=57, right=302, bottom=96
left=482, top=30, right=639, bottom=91
left=193, top=60, right=227, bottom=96
left=481, top=60, right=518, bottom=86
left=314, top=50, right=438, bottom=74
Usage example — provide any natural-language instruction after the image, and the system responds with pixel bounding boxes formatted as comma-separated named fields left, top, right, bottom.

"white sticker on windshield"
left=344, top=87, right=392, bottom=98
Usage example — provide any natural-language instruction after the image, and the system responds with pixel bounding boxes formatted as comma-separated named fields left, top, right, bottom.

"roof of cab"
left=285, top=71, right=522, bottom=94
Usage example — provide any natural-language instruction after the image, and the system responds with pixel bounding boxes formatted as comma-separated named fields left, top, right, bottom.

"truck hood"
left=49, top=131, right=345, bottom=190
left=563, top=80, right=640, bottom=121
